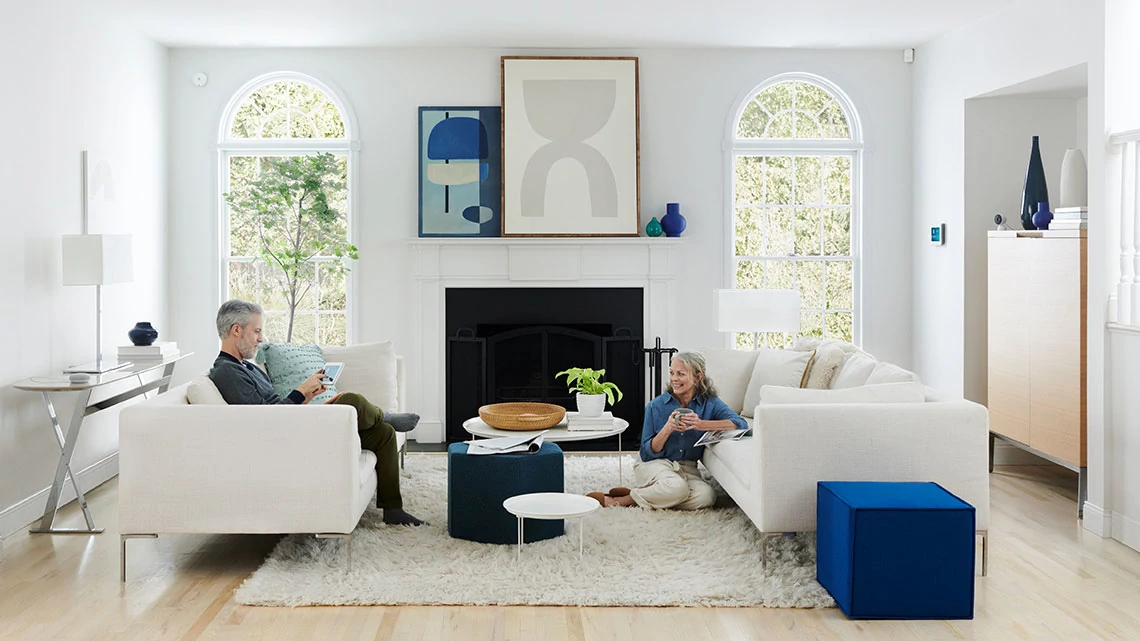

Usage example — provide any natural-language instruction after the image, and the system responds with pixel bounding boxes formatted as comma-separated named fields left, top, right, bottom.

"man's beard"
left=237, top=338, right=258, bottom=359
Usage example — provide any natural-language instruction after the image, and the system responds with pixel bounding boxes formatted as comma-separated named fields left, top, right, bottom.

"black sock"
left=383, top=508, right=426, bottom=526
left=387, top=412, right=420, bottom=433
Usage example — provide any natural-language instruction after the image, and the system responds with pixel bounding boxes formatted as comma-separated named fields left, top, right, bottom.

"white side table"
left=503, top=492, right=600, bottom=561
left=464, top=413, right=630, bottom=483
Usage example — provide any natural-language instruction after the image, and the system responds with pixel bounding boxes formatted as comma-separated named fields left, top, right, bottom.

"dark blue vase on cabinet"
left=660, top=203, right=687, bottom=237
left=1021, top=136, right=1049, bottom=231
left=128, top=322, right=158, bottom=346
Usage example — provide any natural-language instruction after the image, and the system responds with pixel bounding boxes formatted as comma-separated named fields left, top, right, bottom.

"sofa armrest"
left=750, top=400, right=990, bottom=532
left=118, top=404, right=366, bottom=535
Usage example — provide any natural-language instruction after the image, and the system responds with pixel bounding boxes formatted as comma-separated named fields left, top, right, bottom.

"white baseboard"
left=0, top=453, right=119, bottom=542
left=1082, top=502, right=1111, bottom=537
left=1111, top=510, right=1140, bottom=553
left=993, top=442, right=1050, bottom=465
left=410, top=419, right=444, bottom=443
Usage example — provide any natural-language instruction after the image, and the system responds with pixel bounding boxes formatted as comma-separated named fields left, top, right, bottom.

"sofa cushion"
left=759, top=382, right=927, bottom=405
left=256, top=343, right=338, bottom=404
left=831, top=351, right=878, bottom=389
left=740, top=348, right=814, bottom=418
left=186, top=374, right=227, bottom=405
left=321, top=341, right=399, bottom=411
left=866, top=362, right=921, bottom=385
left=802, top=342, right=847, bottom=390
left=700, top=348, right=761, bottom=415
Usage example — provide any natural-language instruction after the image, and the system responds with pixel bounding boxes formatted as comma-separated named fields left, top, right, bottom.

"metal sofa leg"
left=316, top=533, right=352, bottom=572
left=978, top=530, right=989, bottom=577
left=120, top=534, right=158, bottom=583
left=760, top=532, right=783, bottom=572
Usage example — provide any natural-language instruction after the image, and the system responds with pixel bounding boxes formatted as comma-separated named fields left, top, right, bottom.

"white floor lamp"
left=714, top=289, right=802, bottom=348
left=62, top=233, right=134, bottom=374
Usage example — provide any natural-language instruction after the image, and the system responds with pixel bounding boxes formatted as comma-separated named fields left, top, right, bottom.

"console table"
left=14, top=353, right=192, bottom=534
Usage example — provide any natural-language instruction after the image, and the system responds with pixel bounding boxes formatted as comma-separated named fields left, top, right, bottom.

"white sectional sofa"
left=117, top=342, right=406, bottom=580
left=699, top=343, right=990, bottom=572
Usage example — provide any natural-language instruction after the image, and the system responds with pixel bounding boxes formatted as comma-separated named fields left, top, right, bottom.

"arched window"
left=219, top=73, right=358, bottom=345
left=727, top=74, right=861, bottom=348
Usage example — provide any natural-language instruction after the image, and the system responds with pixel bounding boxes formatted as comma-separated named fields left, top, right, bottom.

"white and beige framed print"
left=501, top=56, right=640, bottom=237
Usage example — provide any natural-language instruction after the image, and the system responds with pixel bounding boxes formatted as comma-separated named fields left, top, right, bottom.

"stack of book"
left=117, top=341, right=180, bottom=361
left=1051, top=207, right=1087, bottom=230
left=566, top=411, right=615, bottom=431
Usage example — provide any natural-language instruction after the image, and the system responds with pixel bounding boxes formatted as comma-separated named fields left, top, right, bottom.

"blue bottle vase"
left=660, top=203, right=687, bottom=238
left=1021, top=136, right=1049, bottom=231
left=1032, top=201, right=1053, bottom=230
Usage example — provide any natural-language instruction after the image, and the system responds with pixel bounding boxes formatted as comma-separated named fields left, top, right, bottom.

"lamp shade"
left=714, top=289, right=801, bottom=333
left=62, top=234, right=133, bottom=285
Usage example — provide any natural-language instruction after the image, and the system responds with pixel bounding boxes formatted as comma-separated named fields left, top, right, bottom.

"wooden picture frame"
left=501, top=56, right=640, bottom=237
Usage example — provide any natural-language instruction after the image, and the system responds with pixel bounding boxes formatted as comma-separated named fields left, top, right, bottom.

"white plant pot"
left=576, top=393, right=606, bottom=417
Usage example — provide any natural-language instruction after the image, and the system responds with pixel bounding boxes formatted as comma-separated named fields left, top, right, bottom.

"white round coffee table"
left=503, top=492, right=600, bottom=561
left=463, top=413, right=630, bottom=483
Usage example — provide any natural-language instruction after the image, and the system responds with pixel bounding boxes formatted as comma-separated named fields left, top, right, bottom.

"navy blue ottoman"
left=817, top=481, right=976, bottom=620
left=447, top=442, right=565, bottom=544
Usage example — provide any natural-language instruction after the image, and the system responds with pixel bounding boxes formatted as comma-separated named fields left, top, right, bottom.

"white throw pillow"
left=830, top=351, right=879, bottom=389
left=321, top=341, right=399, bottom=411
left=866, top=362, right=921, bottom=385
left=187, top=374, right=228, bottom=405
left=802, top=342, right=847, bottom=390
left=758, top=382, right=927, bottom=405
left=740, top=348, right=814, bottom=418
left=700, top=348, right=761, bottom=415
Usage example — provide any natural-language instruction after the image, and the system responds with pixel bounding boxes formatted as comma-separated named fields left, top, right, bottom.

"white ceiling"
left=88, top=0, right=1013, bottom=49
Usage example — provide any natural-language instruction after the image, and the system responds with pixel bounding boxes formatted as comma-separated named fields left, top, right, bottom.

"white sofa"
left=699, top=344, right=990, bottom=572
left=118, top=342, right=406, bottom=580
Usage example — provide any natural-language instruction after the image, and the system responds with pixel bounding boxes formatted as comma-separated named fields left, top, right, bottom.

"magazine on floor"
left=694, top=427, right=751, bottom=447
left=466, top=432, right=547, bottom=455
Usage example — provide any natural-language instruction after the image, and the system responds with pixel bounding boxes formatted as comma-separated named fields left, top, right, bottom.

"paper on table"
left=466, top=432, right=547, bottom=455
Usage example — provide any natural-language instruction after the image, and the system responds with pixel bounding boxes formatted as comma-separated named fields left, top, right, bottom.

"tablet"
left=321, top=362, right=345, bottom=385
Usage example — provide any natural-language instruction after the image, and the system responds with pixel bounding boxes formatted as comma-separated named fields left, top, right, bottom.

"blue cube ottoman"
left=447, top=442, right=565, bottom=544
left=817, top=481, right=976, bottom=620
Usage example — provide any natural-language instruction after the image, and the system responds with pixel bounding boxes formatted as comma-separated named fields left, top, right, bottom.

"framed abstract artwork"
left=418, top=106, right=502, bottom=237
left=501, top=56, right=640, bottom=237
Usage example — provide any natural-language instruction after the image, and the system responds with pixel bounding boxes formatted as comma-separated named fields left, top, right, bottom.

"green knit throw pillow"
left=255, top=343, right=337, bottom=404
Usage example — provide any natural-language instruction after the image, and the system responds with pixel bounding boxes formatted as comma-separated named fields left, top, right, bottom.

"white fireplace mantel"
left=408, top=238, right=684, bottom=442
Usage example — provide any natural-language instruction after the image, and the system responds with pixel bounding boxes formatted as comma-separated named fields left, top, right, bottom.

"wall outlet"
left=930, top=223, right=946, bottom=245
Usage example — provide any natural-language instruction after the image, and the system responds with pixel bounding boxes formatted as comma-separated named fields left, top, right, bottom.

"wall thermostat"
left=930, top=223, right=946, bottom=245
left=191, top=72, right=209, bottom=87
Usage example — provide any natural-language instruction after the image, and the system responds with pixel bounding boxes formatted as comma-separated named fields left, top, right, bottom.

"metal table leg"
left=516, top=517, right=524, bottom=561
left=30, top=389, right=100, bottom=534
left=618, top=431, right=622, bottom=485
left=578, top=517, right=584, bottom=560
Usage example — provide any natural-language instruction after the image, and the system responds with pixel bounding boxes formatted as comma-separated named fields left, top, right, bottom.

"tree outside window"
left=731, top=78, right=860, bottom=349
left=220, top=77, right=355, bottom=345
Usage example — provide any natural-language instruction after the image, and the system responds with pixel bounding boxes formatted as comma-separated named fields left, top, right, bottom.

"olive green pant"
left=332, top=392, right=401, bottom=509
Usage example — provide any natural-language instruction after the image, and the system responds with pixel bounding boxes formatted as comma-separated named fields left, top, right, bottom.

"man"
left=208, top=299, right=424, bottom=526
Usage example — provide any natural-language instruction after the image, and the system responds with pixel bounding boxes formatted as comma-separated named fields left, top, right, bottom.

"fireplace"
left=445, top=287, right=644, bottom=450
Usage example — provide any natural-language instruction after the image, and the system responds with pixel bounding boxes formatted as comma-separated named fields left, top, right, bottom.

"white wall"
left=963, top=97, right=1082, bottom=406
left=913, top=0, right=1103, bottom=399
left=0, top=5, right=167, bottom=535
left=1100, top=0, right=1140, bottom=550
left=166, top=47, right=914, bottom=413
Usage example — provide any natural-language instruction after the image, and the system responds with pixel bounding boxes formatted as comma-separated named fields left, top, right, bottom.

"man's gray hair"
left=216, top=299, right=263, bottom=339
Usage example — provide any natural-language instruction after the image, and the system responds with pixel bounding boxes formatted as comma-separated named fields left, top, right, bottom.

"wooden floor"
left=2, top=461, right=1138, bottom=641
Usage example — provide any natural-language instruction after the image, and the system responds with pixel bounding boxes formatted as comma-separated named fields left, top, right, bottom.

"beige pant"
left=629, top=459, right=716, bottom=510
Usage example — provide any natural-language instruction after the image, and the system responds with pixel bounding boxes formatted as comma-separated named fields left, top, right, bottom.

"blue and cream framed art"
left=418, top=106, right=502, bottom=237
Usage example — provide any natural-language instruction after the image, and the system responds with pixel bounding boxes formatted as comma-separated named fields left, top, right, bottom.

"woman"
left=588, top=351, right=748, bottom=509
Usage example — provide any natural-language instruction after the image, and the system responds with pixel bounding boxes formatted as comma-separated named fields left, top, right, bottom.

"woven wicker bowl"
left=478, top=402, right=566, bottom=431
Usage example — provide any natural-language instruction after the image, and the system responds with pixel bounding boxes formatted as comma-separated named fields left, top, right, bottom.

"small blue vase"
left=1032, top=201, right=1053, bottom=230
left=128, top=322, right=158, bottom=346
left=660, top=203, right=687, bottom=237
left=645, top=217, right=663, bottom=237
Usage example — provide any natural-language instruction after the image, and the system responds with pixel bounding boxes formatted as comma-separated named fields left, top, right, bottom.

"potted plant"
left=555, top=367, right=623, bottom=417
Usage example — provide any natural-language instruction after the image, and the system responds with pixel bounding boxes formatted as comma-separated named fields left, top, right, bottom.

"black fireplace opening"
left=445, top=287, right=644, bottom=451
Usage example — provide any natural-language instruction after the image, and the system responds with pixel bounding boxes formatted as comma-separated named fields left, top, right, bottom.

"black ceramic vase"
left=128, top=322, right=159, bottom=346
left=1021, top=136, right=1049, bottom=231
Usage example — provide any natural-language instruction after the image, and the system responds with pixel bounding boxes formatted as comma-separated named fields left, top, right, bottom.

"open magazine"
left=466, top=432, right=546, bottom=455
left=694, top=427, right=751, bottom=447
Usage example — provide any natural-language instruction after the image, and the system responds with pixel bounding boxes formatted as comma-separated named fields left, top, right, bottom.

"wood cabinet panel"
left=988, top=237, right=1033, bottom=445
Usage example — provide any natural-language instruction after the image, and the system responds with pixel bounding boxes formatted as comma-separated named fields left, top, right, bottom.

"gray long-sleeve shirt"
left=208, top=351, right=306, bottom=405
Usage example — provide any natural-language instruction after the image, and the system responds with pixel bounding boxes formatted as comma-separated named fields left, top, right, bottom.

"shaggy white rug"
left=234, top=454, right=835, bottom=608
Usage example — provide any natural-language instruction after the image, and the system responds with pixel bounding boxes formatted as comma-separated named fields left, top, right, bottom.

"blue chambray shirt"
left=639, top=393, right=749, bottom=462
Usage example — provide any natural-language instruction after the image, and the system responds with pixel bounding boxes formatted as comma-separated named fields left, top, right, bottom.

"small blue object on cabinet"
left=817, top=481, right=976, bottom=619
left=128, top=322, right=158, bottom=346
left=1032, top=201, right=1053, bottom=230
left=660, top=202, right=686, bottom=237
